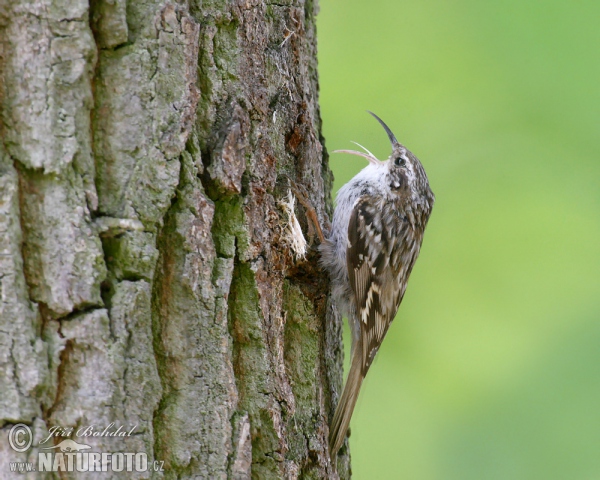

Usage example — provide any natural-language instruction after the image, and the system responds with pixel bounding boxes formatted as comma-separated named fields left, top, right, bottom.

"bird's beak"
left=333, top=112, right=400, bottom=165
left=367, top=111, right=399, bottom=148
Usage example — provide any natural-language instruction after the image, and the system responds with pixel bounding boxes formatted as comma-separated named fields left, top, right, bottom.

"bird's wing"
left=347, top=197, right=412, bottom=371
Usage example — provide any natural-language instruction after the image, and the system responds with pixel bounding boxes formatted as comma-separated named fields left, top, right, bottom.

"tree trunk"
left=0, top=0, right=349, bottom=478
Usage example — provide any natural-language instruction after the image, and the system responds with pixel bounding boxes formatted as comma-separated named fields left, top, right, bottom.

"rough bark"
left=0, top=0, right=349, bottom=478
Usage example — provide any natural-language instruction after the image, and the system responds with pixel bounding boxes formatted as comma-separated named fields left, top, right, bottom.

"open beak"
left=333, top=111, right=400, bottom=164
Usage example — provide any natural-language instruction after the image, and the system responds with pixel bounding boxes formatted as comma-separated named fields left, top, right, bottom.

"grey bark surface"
left=0, top=0, right=350, bottom=478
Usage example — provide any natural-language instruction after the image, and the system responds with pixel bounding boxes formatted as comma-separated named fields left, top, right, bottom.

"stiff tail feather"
left=329, top=341, right=366, bottom=461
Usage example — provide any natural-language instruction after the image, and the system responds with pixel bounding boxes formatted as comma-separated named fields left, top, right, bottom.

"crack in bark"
left=41, top=338, right=73, bottom=425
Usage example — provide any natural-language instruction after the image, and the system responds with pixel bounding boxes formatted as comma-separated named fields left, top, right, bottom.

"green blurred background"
left=317, top=1, right=600, bottom=478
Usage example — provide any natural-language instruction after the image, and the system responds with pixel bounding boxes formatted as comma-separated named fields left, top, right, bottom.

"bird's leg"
left=288, top=179, right=326, bottom=243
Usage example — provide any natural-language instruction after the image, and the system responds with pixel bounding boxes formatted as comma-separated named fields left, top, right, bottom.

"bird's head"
left=333, top=111, right=433, bottom=202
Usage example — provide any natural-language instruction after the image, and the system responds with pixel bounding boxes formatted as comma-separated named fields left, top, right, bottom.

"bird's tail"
left=329, top=340, right=366, bottom=461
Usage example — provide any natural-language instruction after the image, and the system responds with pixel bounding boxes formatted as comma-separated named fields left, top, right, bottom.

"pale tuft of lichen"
left=279, top=190, right=308, bottom=260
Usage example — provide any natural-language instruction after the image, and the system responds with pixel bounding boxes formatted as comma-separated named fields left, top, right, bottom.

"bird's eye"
left=395, top=156, right=406, bottom=166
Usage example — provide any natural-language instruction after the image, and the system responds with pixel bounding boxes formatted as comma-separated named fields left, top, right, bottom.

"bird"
left=320, top=111, right=435, bottom=461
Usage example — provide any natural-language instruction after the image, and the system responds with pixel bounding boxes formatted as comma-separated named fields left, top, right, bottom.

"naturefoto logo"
left=8, top=423, right=165, bottom=474
left=43, top=439, right=92, bottom=452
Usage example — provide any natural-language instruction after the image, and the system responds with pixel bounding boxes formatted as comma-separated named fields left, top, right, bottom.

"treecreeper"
left=300, top=111, right=435, bottom=462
